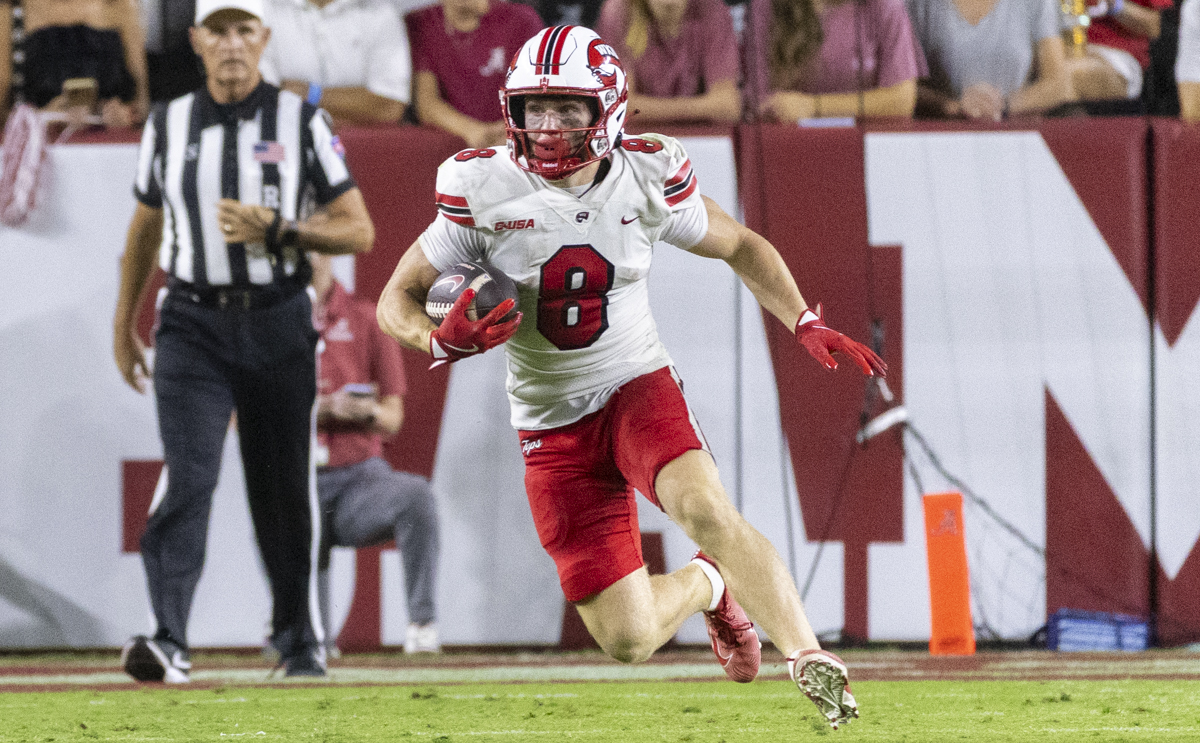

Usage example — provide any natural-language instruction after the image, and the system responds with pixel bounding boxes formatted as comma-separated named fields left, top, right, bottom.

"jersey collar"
left=200, top=80, right=273, bottom=123
left=530, top=154, right=626, bottom=233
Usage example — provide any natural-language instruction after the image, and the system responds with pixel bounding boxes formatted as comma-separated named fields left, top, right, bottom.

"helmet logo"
left=586, top=39, right=623, bottom=88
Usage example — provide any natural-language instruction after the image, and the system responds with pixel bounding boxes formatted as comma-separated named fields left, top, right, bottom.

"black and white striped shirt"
left=133, top=82, right=355, bottom=288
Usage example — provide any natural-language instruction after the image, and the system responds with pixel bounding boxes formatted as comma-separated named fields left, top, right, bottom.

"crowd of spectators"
left=1, top=0, right=1198, bottom=135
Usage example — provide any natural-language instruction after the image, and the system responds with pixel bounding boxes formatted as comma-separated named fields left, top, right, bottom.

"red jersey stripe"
left=666, top=159, right=693, bottom=188
left=435, top=191, right=470, bottom=208
left=664, top=172, right=697, bottom=207
left=440, top=211, right=475, bottom=227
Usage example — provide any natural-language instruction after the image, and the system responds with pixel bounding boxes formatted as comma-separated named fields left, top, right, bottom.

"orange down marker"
left=922, top=492, right=976, bottom=655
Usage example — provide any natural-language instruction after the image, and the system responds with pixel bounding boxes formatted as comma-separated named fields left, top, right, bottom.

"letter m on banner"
left=865, top=121, right=1200, bottom=645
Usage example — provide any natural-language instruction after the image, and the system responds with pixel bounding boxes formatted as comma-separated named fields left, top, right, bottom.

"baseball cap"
left=194, top=0, right=265, bottom=25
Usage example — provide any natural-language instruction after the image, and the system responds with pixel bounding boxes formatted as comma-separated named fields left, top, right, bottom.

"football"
left=425, top=260, right=520, bottom=326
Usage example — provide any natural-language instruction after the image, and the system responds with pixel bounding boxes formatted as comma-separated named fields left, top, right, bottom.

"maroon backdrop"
left=1150, top=119, right=1200, bottom=646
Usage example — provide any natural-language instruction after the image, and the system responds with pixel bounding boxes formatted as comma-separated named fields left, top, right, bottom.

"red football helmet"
left=500, top=26, right=628, bottom=180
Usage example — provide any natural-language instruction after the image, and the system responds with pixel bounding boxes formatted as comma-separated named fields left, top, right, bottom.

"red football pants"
left=518, top=366, right=710, bottom=601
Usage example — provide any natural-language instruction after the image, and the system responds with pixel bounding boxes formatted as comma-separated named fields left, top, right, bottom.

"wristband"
left=306, top=82, right=323, bottom=106
left=265, top=209, right=281, bottom=251
left=265, top=210, right=299, bottom=252
left=279, top=219, right=299, bottom=247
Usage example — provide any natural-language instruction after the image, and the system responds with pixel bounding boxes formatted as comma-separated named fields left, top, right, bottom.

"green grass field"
left=2, top=677, right=1198, bottom=742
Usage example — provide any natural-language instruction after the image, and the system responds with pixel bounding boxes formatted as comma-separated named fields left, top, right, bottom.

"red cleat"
left=693, top=552, right=761, bottom=683
left=788, top=648, right=859, bottom=729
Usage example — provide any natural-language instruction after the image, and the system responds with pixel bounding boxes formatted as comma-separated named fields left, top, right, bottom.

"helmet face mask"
left=501, top=27, right=628, bottom=180
left=509, top=93, right=600, bottom=178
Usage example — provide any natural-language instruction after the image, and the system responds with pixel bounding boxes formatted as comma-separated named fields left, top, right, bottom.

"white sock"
left=690, top=557, right=725, bottom=612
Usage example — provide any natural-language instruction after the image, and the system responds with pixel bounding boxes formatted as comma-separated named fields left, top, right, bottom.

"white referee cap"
left=195, top=0, right=266, bottom=24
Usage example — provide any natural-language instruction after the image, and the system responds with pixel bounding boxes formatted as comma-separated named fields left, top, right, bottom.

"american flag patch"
left=253, top=141, right=286, bottom=163
left=331, top=135, right=345, bottom=159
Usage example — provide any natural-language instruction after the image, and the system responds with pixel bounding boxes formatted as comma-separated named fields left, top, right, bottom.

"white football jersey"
left=419, top=134, right=709, bottom=430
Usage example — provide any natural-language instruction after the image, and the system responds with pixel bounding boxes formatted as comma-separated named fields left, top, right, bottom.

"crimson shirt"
left=316, top=282, right=407, bottom=469
left=406, top=1, right=545, bottom=122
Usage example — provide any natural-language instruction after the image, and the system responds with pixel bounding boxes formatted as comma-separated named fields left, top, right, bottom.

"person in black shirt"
left=1, top=0, right=149, bottom=126
left=112, top=0, right=374, bottom=681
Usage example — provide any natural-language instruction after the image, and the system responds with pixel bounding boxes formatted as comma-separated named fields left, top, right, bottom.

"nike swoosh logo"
left=621, top=216, right=639, bottom=224
left=443, top=342, right=479, bottom=353
left=716, top=648, right=734, bottom=664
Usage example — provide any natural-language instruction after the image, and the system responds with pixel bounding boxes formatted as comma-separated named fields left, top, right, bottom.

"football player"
left=377, top=25, right=884, bottom=730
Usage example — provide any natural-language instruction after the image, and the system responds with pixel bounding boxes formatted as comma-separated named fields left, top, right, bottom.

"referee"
left=112, top=0, right=374, bottom=681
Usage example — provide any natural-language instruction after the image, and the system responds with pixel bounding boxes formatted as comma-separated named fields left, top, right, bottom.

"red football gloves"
left=795, top=304, right=887, bottom=377
left=429, top=288, right=521, bottom=369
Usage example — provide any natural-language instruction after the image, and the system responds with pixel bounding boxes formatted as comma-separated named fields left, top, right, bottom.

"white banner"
left=866, top=131, right=1152, bottom=640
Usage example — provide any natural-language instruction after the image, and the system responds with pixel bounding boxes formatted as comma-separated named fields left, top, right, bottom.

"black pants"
left=142, top=288, right=321, bottom=659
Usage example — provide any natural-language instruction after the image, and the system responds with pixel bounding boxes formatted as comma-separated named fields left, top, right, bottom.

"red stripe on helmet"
left=535, top=27, right=554, bottom=74
left=550, top=25, right=574, bottom=74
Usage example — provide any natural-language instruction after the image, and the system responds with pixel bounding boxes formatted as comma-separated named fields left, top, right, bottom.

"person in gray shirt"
left=1177, top=0, right=1200, bottom=120
left=907, top=0, right=1071, bottom=119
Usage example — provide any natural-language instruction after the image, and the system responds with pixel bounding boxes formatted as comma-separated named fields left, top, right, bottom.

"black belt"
left=169, top=280, right=305, bottom=311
